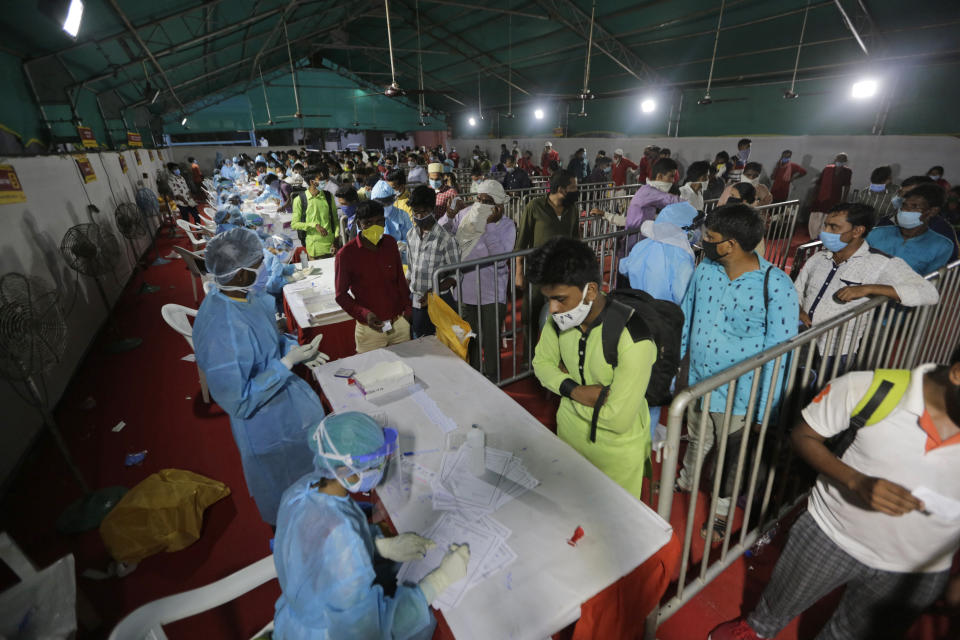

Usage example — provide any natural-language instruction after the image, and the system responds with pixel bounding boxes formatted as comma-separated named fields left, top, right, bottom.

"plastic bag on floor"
left=0, top=553, right=76, bottom=639
left=427, top=292, right=474, bottom=361
left=100, top=469, right=231, bottom=564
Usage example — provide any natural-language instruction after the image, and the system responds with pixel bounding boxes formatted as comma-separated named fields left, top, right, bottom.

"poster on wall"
left=134, top=150, right=142, bottom=165
left=74, top=155, right=97, bottom=182
left=0, top=164, right=26, bottom=204
left=77, top=126, right=98, bottom=148
left=127, top=132, right=143, bottom=147
left=119, top=155, right=128, bottom=174
left=148, top=149, right=154, bottom=161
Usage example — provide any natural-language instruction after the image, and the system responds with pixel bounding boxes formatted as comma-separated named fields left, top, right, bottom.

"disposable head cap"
left=244, top=213, right=264, bottom=228
left=214, top=208, right=231, bottom=224
left=230, top=156, right=238, bottom=163
left=544, top=141, right=552, bottom=147
left=205, top=227, right=264, bottom=285
left=310, top=412, right=397, bottom=478
left=614, top=148, right=624, bottom=156
left=370, top=180, right=396, bottom=201
left=477, top=179, right=508, bottom=205
left=655, top=201, right=700, bottom=229
left=428, top=162, right=444, bottom=174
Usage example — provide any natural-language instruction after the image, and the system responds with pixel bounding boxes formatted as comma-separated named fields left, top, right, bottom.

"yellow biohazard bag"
left=426, top=293, right=473, bottom=361
left=99, top=469, right=231, bottom=564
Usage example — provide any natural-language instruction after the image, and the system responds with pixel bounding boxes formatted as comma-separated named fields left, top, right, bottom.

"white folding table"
left=313, top=337, right=673, bottom=640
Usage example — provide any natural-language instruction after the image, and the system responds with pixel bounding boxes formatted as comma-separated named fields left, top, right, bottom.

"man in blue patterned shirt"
left=676, top=204, right=799, bottom=541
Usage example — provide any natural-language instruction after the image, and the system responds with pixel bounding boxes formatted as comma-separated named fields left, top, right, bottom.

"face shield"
left=313, top=420, right=399, bottom=493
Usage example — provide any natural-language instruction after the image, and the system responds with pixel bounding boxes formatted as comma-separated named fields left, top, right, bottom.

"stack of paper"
left=431, top=446, right=538, bottom=521
left=396, top=512, right=517, bottom=610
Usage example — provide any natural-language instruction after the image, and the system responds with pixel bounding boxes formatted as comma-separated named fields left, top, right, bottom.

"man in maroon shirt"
left=611, top=148, right=638, bottom=187
left=541, top=141, right=560, bottom=175
left=334, top=200, right=412, bottom=353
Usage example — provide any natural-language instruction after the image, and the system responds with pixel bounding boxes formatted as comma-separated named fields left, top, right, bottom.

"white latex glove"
left=287, top=270, right=305, bottom=282
left=280, top=340, right=319, bottom=370
left=375, top=533, right=436, bottom=562
left=419, top=543, right=470, bottom=603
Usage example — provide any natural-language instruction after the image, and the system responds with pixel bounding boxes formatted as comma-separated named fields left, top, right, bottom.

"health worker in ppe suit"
left=193, top=228, right=329, bottom=524
left=273, top=412, right=471, bottom=639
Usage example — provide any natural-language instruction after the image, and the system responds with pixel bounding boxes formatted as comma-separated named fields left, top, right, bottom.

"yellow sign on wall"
left=0, top=164, right=26, bottom=204
left=75, top=154, right=97, bottom=182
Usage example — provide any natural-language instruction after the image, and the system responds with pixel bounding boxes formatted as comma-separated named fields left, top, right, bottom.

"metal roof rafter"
left=248, top=0, right=303, bottom=81
left=533, top=0, right=658, bottom=83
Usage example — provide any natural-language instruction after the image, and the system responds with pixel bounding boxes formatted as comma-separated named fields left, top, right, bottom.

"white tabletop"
left=282, top=258, right=352, bottom=329
left=313, top=338, right=673, bottom=640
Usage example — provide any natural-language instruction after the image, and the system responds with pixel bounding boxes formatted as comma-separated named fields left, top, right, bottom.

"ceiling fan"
left=254, top=26, right=330, bottom=126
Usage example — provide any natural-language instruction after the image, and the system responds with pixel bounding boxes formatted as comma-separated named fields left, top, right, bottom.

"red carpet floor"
left=0, top=225, right=956, bottom=639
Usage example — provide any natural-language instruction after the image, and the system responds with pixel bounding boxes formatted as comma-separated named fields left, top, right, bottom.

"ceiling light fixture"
left=534, top=108, right=544, bottom=120
left=851, top=78, right=878, bottom=99
left=640, top=98, right=656, bottom=113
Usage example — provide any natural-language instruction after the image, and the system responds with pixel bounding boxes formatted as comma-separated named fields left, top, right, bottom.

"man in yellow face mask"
left=334, top=200, right=412, bottom=353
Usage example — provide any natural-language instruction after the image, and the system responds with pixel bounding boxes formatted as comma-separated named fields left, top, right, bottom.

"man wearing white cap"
left=440, top=180, right=517, bottom=379
left=541, top=141, right=560, bottom=176
left=428, top=162, right=458, bottom=217
left=611, top=149, right=638, bottom=187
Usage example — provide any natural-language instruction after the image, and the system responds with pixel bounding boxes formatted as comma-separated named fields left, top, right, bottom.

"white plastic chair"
left=161, top=304, right=210, bottom=403
left=176, top=219, right=208, bottom=250
left=171, top=246, right=206, bottom=303
left=108, top=555, right=277, bottom=640
left=0, top=532, right=77, bottom=639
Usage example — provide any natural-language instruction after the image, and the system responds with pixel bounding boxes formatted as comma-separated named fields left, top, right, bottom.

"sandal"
left=700, top=516, right=729, bottom=545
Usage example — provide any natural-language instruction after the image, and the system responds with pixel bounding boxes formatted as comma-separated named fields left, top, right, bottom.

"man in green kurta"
left=531, top=237, right=656, bottom=500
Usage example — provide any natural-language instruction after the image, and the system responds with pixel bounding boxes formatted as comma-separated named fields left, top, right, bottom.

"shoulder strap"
left=297, top=191, right=306, bottom=214
left=833, top=369, right=910, bottom=457
left=763, top=266, right=771, bottom=326
left=850, top=369, right=911, bottom=428
left=601, top=299, right=633, bottom=368
left=590, top=386, right=612, bottom=443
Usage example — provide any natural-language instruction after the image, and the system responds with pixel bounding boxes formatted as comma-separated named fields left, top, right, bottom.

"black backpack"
left=589, top=289, right=684, bottom=443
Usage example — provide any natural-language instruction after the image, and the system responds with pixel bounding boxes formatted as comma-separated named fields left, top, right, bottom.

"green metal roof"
left=2, top=0, right=959, bottom=145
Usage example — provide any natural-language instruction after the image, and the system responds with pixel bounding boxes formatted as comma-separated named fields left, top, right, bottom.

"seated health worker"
left=273, top=411, right=471, bottom=639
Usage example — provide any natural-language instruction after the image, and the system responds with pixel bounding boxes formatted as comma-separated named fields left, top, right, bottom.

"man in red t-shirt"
left=770, top=149, right=807, bottom=202
left=635, top=145, right=661, bottom=184
left=449, top=148, right=460, bottom=168
left=335, top=200, right=412, bottom=353
left=541, top=141, right=560, bottom=175
left=611, top=148, right=638, bottom=187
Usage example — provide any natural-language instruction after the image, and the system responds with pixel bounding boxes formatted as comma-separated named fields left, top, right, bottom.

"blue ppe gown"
left=263, top=249, right=296, bottom=297
left=273, top=471, right=436, bottom=640
left=193, top=290, right=323, bottom=524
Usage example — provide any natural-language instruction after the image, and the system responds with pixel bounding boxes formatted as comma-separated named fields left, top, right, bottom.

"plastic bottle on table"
left=300, top=252, right=309, bottom=269
left=467, top=424, right=485, bottom=476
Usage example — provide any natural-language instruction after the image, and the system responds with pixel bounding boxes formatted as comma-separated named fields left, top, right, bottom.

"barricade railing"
left=646, top=258, right=960, bottom=638
left=791, top=240, right=824, bottom=278
left=850, top=187, right=897, bottom=219
left=431, top=225, right=645, bottom=386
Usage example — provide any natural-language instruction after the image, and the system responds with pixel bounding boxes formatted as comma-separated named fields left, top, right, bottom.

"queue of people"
left=179, top=140, right=958, bottom=640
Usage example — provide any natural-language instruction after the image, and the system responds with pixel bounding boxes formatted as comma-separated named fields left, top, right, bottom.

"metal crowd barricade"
left=850, top=187, right=897, bottom=220
left=645, top=258, right=960, bottom=639
left=755, top=200, right=800, bottom=271
left=430, top=226, right=645, bottom=386
left=791, top=240, right=825, bottom=278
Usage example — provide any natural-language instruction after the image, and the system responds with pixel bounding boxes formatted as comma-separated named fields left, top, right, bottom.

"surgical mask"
left=896, top=210, right=924, bottom=229
left=473, top=155, right=479, bottom=160
left=738, top=149, right=750, bottom=161
left=505, top=166, right=514, bottom=173
left=218, top=263, right=268, bottom=294
left=551, top=286, right=593, bottom=332
left=691, top=180, right=708, bottom=191
left=360, top=224, right=385, bottom=245
left=929, top=174, right=942, bottom=181
left=835, top=161, right=846, bottom=168
left=741, top=175, right=759, bottom=186
left=561, top=190, right=579, bottom=207
left=868, top=183, right=886, bottom=193
left=340, top=204, right=357, bottom=220
left=647, top=179, right=673, bottom=193
left=474, top=203, right=495, bottom=221
left=780, top=157, right=790, bottom=164
left=429, top=178, right=443, bottom=189
left=414, top=213, right=435, bottom=229
left=819, top=231, right=849, bottom=253
left=701, top=239, right=726, bottom=262
left=603, top=166, right=612, bottom=174
left=173, top=169, right=181, bottom=176
left=408, top=161, right=416, bottom=168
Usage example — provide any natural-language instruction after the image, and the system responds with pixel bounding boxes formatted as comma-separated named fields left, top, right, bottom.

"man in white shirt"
left=406, top=154, right=428, bottom=186
left=795, top=202, right=939, bottom=361
left=709, top=347, right=960, bottom=640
